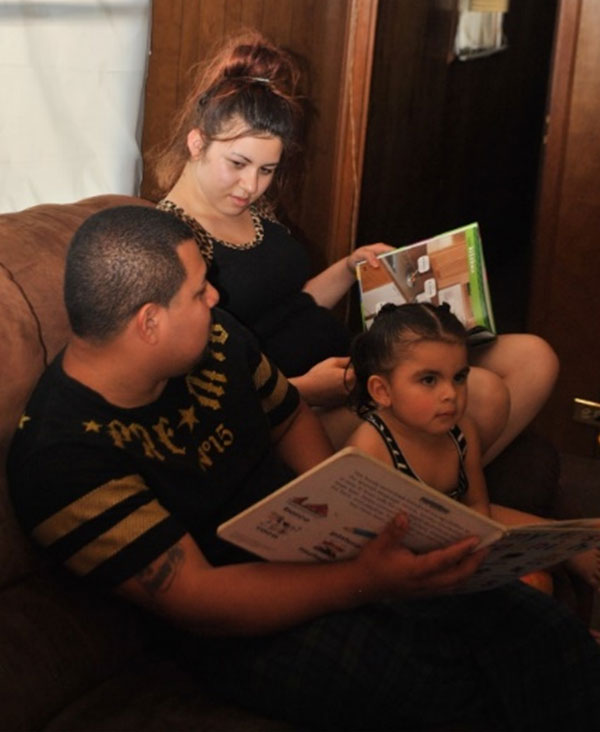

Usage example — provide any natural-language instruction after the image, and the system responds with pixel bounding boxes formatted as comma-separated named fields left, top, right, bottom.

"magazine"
left=217, top=447, right=600, bottom=593
left=356, top=222, right=496, bottom=346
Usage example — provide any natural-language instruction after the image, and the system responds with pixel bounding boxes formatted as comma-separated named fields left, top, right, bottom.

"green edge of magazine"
left=464, top=223, right=496, bottom=333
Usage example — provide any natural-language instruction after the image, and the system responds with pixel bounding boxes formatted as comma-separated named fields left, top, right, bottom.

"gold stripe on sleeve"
left=252, top=353, right=272, bottom=390
left=262, top=369, right=290, bottom=413
left=252, top=355, right=290, bottom=414
left=32, top=474, right=149, bottom=546
left=65, top=498, right=169, bottom=576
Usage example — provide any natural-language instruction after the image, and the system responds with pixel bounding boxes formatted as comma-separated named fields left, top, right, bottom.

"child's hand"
left=354, top=513, right=487, bottom=601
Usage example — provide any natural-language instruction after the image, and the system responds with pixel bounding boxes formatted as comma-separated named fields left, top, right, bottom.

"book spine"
left=466, top=226, right=495, bottom=332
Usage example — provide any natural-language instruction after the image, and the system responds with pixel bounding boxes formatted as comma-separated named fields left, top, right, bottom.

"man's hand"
left=354, top=513, right=487, bottom=601
left=290, top=357, right=354, bottom=407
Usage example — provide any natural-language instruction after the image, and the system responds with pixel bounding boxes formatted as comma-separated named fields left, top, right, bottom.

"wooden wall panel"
left=529, top=0, right=600, bottom=456
left=141, top=0, right=378, bottom=274
left=357, top=0, right=557, bottom=333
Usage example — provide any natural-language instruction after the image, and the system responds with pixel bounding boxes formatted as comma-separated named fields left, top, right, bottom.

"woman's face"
left=188, top=119, right=283, bottom=217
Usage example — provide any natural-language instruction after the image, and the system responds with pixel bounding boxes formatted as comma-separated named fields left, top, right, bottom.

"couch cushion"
left=0, top=264, right=47, bottom=586
left=0, top=194, right=154, bottom=362
left=42, top=657, right=296, bottom=732
left=0, top=572, right=154, bottom=732
left=0, top=262, right=45, bottom=447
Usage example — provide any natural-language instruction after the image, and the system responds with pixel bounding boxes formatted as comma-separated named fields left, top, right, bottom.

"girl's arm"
left=458, top=415, right=491, bottom=517
left=302, top=243, right=393, bottom=309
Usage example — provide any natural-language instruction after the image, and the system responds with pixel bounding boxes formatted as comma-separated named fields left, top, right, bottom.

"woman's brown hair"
left=150, top=30, right=307, bottom=199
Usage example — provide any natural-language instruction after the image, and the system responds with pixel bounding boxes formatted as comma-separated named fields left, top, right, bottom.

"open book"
left=356, top=222, right=496, bottom=346
left=218, top=448, right=600, bottom=593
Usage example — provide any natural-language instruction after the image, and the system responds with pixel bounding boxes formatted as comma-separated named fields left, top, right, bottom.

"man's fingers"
left=414, top=541, right=487, bottom=593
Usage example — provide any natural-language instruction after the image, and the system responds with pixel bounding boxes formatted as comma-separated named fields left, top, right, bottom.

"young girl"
left=346, top=302, right=600, bottom=590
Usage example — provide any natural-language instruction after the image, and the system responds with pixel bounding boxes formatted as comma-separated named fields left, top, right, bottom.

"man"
left=8, top=206, right=600, bottom=731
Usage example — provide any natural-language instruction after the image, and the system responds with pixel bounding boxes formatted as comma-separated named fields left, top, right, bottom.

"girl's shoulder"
left=345, top=416, right=395, bottom=467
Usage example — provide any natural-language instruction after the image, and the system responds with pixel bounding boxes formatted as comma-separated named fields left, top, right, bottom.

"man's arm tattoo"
left=135, top=544, right=185, bottom=597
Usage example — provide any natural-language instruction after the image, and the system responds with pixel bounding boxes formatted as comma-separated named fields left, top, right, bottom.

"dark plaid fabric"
left=182, top=583, right=600, bottom=731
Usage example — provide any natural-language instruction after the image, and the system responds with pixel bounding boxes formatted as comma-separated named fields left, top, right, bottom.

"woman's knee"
left=517, top=334, right=560, bottom=388
left=466, top=367, right=511, bottom=452
left=473, top=333, right=559, bottom=388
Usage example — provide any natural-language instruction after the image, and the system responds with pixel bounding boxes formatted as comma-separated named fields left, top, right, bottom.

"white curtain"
left=0, top=0, right=151, bottom=213
left=454, top=0, right=508, bottom=61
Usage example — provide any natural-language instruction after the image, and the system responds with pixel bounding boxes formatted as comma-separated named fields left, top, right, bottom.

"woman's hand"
left=289, top=357, right=354, bottom=407
left=303, top=242, right=394, bottom=309
left=346, top=242, right=394, bottom=274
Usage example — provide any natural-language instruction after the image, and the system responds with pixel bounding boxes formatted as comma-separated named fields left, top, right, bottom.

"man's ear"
left=136, top=303, right=161, bottom=345
left=187, top=128, right=205, bottom=159
left=367, top=374, right=392, bottom=408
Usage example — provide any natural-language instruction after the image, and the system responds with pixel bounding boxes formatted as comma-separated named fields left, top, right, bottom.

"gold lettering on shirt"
left=193, top=377, right=225, bottom=398
left=18, top=414, right=30, bottom=429
left=197, top=422, right=234, bottom=472
left=107, top=420, right=165, bottom=461
left=208, top=349, right=225, bottom=362
left=153, top=417, right=186, bottom=456
left=210, top=323, right=229, bottom=345
left=200, top=369, right=227, bottom=384
left=186, top=373, right=225, bottom=411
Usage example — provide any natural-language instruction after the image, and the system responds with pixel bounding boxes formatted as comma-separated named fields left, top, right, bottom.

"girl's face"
left=369, top=340, right=470, bottom=437
left=187, top=118, right=283, bottom=217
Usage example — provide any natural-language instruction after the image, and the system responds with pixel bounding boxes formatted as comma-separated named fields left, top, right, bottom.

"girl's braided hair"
left=347, top=302, right=467, bottom=415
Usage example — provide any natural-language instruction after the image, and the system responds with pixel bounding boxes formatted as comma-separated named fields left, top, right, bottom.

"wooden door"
left=356, top=0, right=558, bottom=334
left=529, top=0, right=600, bottom=456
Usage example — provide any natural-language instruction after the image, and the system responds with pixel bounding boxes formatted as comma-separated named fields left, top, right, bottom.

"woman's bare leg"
left=465, top=366, right=510, bottom=464
left=470, top=334, right=559, bottom=463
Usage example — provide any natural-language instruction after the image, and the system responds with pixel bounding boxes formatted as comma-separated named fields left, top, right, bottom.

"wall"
left=529, top=0, right=600, bottom=456
left=357, top=0, right=558, bottom=334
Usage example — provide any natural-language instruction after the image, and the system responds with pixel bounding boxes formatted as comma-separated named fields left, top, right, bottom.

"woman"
left=150, top=30, right=558, bottom=461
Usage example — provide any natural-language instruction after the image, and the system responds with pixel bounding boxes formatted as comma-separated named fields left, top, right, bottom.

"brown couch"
left=0, top=194, right=586, bottom=731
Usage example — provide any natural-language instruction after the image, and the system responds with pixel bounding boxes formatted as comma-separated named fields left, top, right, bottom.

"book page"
left=217, top=449, right=503, bottom=563
left=218, top=449, right=600, bottom=592
left=460, top=523, right=600, bottom=592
